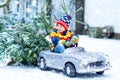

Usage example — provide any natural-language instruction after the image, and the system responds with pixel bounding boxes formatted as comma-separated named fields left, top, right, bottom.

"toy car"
left=37, top=47, right=111, bottom=77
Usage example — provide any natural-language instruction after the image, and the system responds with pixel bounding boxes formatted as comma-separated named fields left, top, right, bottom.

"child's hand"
left=70, top=36, right=79, bottom=43
left=64, top=41, right=76, bottom=47
left=64, top=41, right=71, bottom=47
left=58, top=40, right=65, bottom=44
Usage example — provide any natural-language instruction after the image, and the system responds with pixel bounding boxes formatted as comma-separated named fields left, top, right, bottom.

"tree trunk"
left=46, top=0, right=52, bottom=19
left=75, top=0, right=85, bottom=34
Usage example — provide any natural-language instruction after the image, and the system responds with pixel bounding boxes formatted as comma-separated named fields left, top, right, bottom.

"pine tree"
left=0, top=11, right=52, bottom=66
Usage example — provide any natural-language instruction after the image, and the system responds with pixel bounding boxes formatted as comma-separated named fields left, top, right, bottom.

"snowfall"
left=0, top=35, right=120, bottom=80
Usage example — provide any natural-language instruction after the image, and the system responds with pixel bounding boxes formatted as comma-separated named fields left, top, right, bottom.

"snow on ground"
left=0, top=35, right=120, bottom=80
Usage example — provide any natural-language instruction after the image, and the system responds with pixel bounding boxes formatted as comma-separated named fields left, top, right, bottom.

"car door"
left=45, top=52, right=54, bottom=67
left=51, top=53, right=63, bottom=69
left=46, top=52, right=64, bottom=69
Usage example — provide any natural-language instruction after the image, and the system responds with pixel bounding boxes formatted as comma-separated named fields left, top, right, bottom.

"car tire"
left=64, top=63, right=76, bottom=77
left=96, top=71, right=104, bottom=75
left=38, top=58, right=47, bottom=71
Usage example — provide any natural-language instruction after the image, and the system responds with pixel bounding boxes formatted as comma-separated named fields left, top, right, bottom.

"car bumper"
left=77, top=65, right=111, bottom=73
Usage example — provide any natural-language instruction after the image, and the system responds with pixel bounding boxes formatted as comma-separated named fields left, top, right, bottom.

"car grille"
left=89, top=61, right=104, bottom=67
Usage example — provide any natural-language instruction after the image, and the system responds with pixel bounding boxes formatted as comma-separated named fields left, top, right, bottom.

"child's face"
left=56, top=24, right=65, bottom=32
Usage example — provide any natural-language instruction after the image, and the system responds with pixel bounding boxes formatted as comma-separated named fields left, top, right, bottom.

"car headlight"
left=79, top=60, right=90, bottom=69
left=81, top=59, right=88, bottom=65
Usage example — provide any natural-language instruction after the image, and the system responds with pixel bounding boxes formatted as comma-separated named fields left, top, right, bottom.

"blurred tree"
left=0, top=0, right=11, bottom=8
left=75, top=0, right=85, bottom=34
left=46, top=0, right=52, bottom=16
left=0, top=0, right=11, bottom=14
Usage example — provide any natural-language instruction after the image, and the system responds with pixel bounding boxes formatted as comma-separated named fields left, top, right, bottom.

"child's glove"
left=64, top=41, right=71, bottom=47
left=64, top=40, right=76, bottom=47
left=70, top=35, right=79, bottom=43
left=58, top=40, right=65, bottom=44
left=64, top=35, right=79, bottom=47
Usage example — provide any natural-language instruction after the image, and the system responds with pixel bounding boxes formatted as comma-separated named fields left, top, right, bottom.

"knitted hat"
left=56, top=15, right=72, bottom=31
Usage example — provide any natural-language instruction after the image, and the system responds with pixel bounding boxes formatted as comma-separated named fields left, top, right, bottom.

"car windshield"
left=64, top=47, right=85, bottom=53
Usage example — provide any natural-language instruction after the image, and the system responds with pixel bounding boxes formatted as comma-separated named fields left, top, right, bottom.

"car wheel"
left=64, top=63, right=76, bottom=77
left=38, top=58, right=47, bottom=70
left=96, top=71, right=104, bottom=75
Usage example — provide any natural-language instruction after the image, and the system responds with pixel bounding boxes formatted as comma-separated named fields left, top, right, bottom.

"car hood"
left=67, top=51, right=106, bottom=63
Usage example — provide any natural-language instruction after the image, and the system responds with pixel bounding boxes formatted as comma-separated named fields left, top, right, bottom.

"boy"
left=50, top=15, right=79, bottom=53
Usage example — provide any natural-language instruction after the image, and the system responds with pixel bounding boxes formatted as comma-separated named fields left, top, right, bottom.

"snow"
left=0, top=35, right=120, bottom=80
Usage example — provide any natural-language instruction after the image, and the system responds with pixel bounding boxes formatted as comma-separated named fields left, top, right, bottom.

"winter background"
left=0, top=0, right=120, bottom=80
left=85, top=0, right=120, bottom=33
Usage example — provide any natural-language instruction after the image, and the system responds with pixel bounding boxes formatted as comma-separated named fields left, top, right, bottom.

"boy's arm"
left=50, top=32, right=59, bottom=46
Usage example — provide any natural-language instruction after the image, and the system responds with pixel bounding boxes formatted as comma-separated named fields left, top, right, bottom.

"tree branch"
left=0, top=0, right=11, bottom=8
